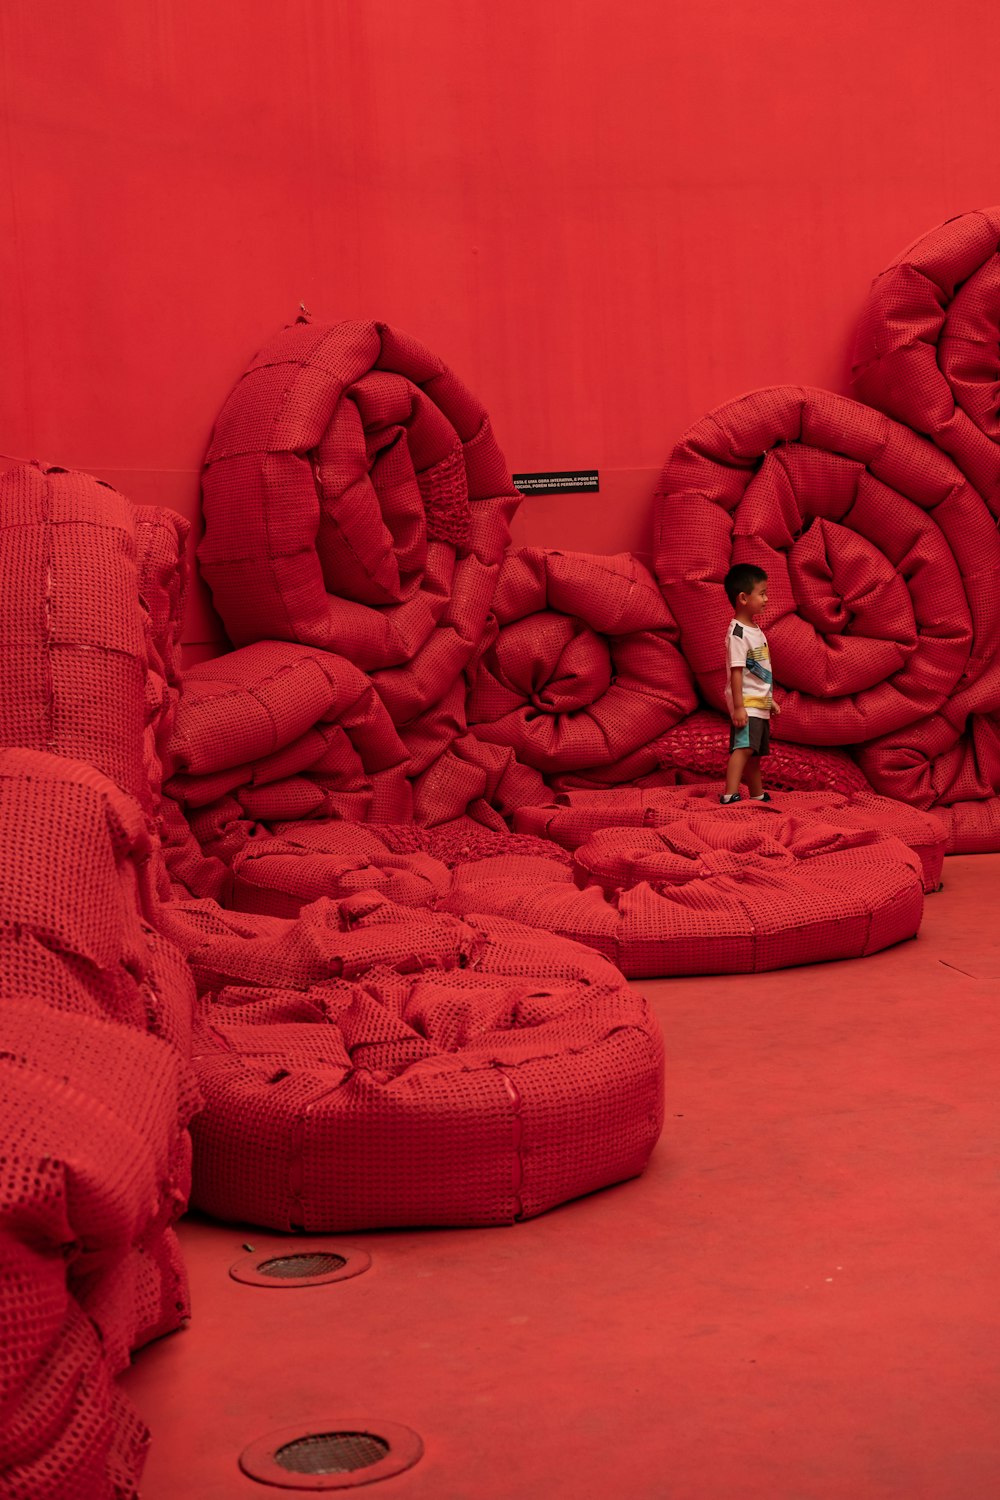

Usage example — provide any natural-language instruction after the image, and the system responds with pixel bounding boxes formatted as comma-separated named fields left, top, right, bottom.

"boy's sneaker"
left=749, top=792, right=772, bottom=802
left=719, top=793, right=741, bottom=804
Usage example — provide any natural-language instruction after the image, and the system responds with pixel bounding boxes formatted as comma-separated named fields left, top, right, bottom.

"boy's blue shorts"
left=729, top=717, right=770, bottom=756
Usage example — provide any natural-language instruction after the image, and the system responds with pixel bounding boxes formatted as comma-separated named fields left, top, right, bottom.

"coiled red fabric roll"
left=654, top=387, right=1000, bottom=745
left=852, top=205, right=1000, bottom=515
left=198, top=321, right=520, bottom=732
left=467, top=548, right=696, bottom=774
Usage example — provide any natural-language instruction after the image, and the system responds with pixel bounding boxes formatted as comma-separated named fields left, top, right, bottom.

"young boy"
left=721, top=563, right=780, bottom=804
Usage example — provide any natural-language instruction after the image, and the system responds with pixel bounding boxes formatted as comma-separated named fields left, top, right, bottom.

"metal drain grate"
left=240, top=1418, right=423, bottom=1489
left=275, top=1432, right=389, bottom=1475
left=258, top=1252, right=347, bottom=1279
left=229, top=1242, right=371, bottom=1289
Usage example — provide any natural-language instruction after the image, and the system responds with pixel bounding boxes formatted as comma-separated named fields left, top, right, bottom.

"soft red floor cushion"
left=852, top=205, right=1000, bottom=515
left=654, top=386, right=1000, bottom=745
left=516, top=785, right=945, bottom=893
left=444, top=811, right=924, bottom=976
left=168, top=893, right=663, bottom=1231
left=467, top=548, right=696, bottom=774
left=198, top=320, right=520, bottom=737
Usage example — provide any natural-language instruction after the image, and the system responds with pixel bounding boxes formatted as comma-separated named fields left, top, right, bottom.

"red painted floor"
left=122, top=855, right=1000, bottom=1500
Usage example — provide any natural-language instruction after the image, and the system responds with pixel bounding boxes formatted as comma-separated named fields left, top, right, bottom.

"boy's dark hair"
left=724, top=563, right=767, bottom=606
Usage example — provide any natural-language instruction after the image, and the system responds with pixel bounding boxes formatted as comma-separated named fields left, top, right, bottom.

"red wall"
left=3, top=0, right=1000, bottom=652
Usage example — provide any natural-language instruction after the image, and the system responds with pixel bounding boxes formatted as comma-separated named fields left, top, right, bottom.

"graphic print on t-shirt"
left=725, top=619, right=772, bottom=718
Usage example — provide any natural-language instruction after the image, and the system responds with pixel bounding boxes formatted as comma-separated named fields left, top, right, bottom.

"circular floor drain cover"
left=230, top=1242, right=371, bottom=1289
left=239, top=1420, right=423, bottom=1490
left=276, top=1432, right=388, bottom=1473
left=260, top=1253, right=347, bottom=1279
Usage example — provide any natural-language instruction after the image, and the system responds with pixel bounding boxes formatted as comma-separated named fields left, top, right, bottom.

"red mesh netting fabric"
left=171, top=893, right=663, bottom=1231
left=466, top=548, right=696, bottom=775
left=443, top=811, right=924, bottom=976
left=0, top=463, right=150, bottom=807
left=198, top=320, right=520, bottom=741
left=654, top=387, right=1000, bottom=745
left=852, top=205, right=1000, bottom=515
left=546, top=708, right=872, bottom=797
left=514, top=785, right=945, bottom=893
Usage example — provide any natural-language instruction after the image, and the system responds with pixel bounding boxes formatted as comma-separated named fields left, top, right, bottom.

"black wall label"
left=512, top=470, right=599, bottom=495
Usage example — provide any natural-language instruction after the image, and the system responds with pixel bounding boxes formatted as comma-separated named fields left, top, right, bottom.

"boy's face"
left=739, top=580, right=768, bottom=616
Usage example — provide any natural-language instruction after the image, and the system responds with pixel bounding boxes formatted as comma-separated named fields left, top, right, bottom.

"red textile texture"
left=515, top=786, right=945, bottom=893
left=0, top=753, right=200, bottom=1498
left=654, top=387, right=1000, bottom=746
left=852, top=205, right=1000, bottom=516
left=855, top=708, right=1000, bottom=854
left=131, top=504, right=230, bottom=902
left=466, top=548, right=696, bottom=775
left=163, top=893, right=663, bottom=1231
left=215, top=817, right=570, bottom=921
left=442, top=813, right=924, bottom=977
left=547, top=708, right=872, bottom=796
left=198, top=321, right=520, bottom=738
left=0, top=463, right=150, bottom=807
left=166, top=640, right=412, bottom=844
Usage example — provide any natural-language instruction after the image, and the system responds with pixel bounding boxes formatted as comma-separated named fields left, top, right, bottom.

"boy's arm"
left=730, top=667, right=747, bottom=726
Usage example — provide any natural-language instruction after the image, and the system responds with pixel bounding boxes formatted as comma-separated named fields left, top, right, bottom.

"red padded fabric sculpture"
left=198, top=321, right=520, bottom=732
left=442, top=811, right=924, bottom=976
left=654, top=387, right=1000, bottom=745
left=166, top=893, right=663, bottom=1231
left=547, top=708, right=872, bottom=797
left=852, top=205, right=1000, bottom=516
left=855, top=709, right=1000, bottom=854
left=0, top=751, right=201, bottom=1500
left=467, top=548, right=696, bottom=774
left=515, top=785, right=946, bottom=893
left=0, top=463, right=151, bottom=806
left=166, top=639, right=413, bottom=835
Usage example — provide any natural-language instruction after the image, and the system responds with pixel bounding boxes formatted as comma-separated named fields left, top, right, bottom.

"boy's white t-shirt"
left=725, top=618, right=773, bottom=719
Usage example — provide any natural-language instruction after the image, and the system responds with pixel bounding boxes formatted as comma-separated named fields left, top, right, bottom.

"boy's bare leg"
left=724, top=747, right=752, bottom=798
left=744, top=756, right=764, bottom=797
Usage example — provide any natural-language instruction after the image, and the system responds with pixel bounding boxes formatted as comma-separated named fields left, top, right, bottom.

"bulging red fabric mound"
left=654, top=387, right=1000, bottom=746
left=852, top=205, right=1000, bottom=515
left=0, top=463, right=151, bottom=806
left=515, top=785, right=946, bottom=893
left=0, top=750, right=201, bottom=1500
left=167, top=893, right=663, bottom=1231
left=443, top=811, right=924, bottom=976
left=467, top=548, right=696, bottom=774
left=166, top=639, right=413, bottom=834
left=198, top=321, right=520, bottom=731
